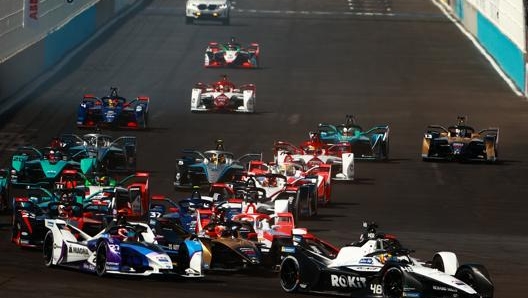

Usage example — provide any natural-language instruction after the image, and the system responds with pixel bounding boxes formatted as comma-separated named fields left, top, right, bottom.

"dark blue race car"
left=77, top=87, right=150, bottom=129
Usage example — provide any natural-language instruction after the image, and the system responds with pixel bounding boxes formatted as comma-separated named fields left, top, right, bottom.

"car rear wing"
left=363, top=125, right=390, bottom=138
left=81, top=94, right=102, bottom=105
left=479, top=127, right=500, bottom=145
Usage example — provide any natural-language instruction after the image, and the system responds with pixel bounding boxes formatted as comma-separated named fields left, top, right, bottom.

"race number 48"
left=371, top=284, right=383, bottom=295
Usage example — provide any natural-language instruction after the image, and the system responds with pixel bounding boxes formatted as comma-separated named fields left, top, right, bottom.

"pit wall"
left=0, top=0, right=137, bottom=104
left=438, top=0, right=527, bottom=95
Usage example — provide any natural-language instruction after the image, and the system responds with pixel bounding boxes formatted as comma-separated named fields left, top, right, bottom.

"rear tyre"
left=280, top=256, right=300, bottom=293
left=43, top=231, right=54, bottom=267
left=382, top=267, right=404, bottom=298
left=96, top=242, right=107, bottom=277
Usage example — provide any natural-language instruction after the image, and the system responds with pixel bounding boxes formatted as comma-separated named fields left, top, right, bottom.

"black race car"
left=422, top=116, right=499, bottom=162
left=279, top=222, right=493, bottom=298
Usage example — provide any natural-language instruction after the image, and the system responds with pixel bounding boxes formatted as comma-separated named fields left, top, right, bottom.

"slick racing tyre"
left=280, top=256, right=301, bottom=293
left=382, top=267, right=404, bottom=298
left=43, top=231, right=54, bottom=267
left=178, top=244, right=190, bottom=275
left=455, top=265, right=494, bottom=298
left=96, top=242, right=108, bottom=277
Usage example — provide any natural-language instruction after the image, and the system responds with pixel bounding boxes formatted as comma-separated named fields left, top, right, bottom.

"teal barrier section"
left=477, top=12, right=525, bottom=92
left=455, top=0, right=464, bottom=19
left=44, top=7, right=97, bottom=69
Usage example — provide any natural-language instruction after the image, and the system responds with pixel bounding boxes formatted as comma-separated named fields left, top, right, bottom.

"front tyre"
left=455, top=265, right=494, bottom=298
left=382, top=267, right=404, bottom=298
left=280, top=256, right=301, bottom=293
left=95, top=242, right=108, bottom=277
left=43, top=231, right=54, bottom=267
left=178, top=244, right=190, bottom=275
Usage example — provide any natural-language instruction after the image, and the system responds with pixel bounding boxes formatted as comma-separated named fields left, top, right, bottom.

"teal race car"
left=318, top=115, right=390, bottom=160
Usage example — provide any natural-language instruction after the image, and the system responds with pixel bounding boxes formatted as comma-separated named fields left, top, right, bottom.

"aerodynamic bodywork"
left=58, top=133, right=138, bottom=174
left=174, top=142, right=261, bottom=189
left=422, top=116, right=499, bottom=162
left=279, top=223, right=494, bottom=298
left=77, top=87, right=150, bottom=129
left=204, top=37, right=259, bottom=68
left=191, top=75, right=256, bottom=113
left=9, top=146, right=95, bottom=188
left=318, top=115, right=389, bottom=160
left=43, top=217, right=203, bottom=277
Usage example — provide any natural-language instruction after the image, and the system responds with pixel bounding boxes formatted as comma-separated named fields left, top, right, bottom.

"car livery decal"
left=330, top=275, right=367, bottom=288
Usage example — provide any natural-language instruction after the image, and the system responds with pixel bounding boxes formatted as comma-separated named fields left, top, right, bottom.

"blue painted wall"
left=477, top=12, right=525, bottom=92
left=44, top=7, right=97, bottom=69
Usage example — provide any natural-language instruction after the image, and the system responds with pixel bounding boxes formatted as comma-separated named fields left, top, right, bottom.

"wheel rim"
left=383, top=268, right=403, bottom=298
left=280, top=259, right=299, bottom=292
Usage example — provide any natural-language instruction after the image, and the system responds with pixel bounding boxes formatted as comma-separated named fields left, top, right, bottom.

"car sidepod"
left=116, top=241, right=173, bottom=275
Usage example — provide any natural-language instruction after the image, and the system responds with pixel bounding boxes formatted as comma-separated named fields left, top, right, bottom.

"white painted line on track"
left=431, top=0, right=524, bottom=97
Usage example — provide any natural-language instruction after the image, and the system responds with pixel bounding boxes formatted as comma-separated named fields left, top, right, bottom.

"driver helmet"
left=108, top=99, right=117, bottom=108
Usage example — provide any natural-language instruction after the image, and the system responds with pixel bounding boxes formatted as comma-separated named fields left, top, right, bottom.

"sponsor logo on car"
left=69, top=246, right=90, bottom=256
left=359, top=258, right=373, bottom=264
left=330, top=275, right=366, bottom=288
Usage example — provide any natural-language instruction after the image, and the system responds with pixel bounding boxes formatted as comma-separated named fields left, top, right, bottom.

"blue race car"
left=77, top=87, right=150, bottom=129
left=318, top=115, right=389, bottom=160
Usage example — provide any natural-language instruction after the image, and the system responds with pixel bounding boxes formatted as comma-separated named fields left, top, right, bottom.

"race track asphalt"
left=1, top=0, right=527, bottom=297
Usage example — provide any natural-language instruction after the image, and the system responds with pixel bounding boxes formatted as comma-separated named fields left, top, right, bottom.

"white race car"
left=279, top=222, right=494, bottom=298
left=185, top=0, right=230, bottom=25
left=190, top=75, right=256, bottom=113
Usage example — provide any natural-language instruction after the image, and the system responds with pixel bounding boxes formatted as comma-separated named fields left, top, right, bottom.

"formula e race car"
left=174, top=140, right=262, bottom=189
left=422, top=116, right=499, bottom=163
left=43, top=217, right=203, bottom=277
left=9, top=146, right=96, bottom=189
left=191, top=75, right=256, bottom=113
left=11, top=187, right=101, bottom=248
left=57, top=133, right=137, bottom=175
left=204, top=37, right=259, bottom=68
left=77, top=87, right=150, bottom=129
left=279, top=222, right=494, bottom=298
left=318, top=115, right=390, bottom=160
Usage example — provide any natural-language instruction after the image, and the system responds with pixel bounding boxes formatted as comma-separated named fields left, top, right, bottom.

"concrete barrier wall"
left=439, top=0, right=526, bottom=94
left=0, top=0, right=137, bottom=106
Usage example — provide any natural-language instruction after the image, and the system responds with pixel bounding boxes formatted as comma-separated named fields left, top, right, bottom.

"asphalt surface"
left=1, top=0, right=527, bottom=297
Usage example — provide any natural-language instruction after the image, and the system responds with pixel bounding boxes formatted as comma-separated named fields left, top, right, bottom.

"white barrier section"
left=467, top=0, right=525, bottom=52
left=0, top=0, right=99, bottom=63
